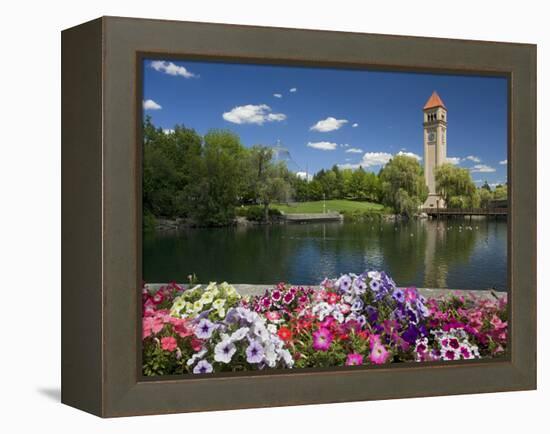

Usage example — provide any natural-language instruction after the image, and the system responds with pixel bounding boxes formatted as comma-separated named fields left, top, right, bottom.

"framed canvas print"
left=61, top=16, right=536, bottom=417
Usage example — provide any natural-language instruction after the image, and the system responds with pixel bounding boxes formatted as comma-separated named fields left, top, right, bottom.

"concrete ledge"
left=281, top=212, right=343, bottom=222
left=145, top=283, right=506, bottom=300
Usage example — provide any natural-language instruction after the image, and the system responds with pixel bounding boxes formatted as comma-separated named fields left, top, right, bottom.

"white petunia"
left=201, top=291, right=214, bottom=305
left=230, top=327, right=249, bottom=342
left=212, top=298, right=226, bottom=310
left=267, top=324, right=277, bottom=334
left=332, top=311, right=344, bottom=323
left=281, top=349, right=294, bottom=367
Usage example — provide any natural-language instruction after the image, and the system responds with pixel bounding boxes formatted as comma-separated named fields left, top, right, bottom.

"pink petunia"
left=172, top=318, right=193, bottom=338
left=143, top=316, right=164, bottom=339
left=369, top=343, right=390, bottom=364
left=312, top=327, right=334, bottom=351
left=161, top=336, right=178, bottom=352
left=404, top=287, right=418, bottom=302
left=490, top=314, right=507, bottom=330
left=265, top=311, right=281, bottom=322
left=345, top=353, right=364, bottom=366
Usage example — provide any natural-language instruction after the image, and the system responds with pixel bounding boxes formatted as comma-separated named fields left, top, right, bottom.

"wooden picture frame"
left=61, top=16, right=536, bottom=417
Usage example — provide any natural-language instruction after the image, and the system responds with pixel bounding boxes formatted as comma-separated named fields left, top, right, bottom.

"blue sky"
left=142, top=59, right=508, bottom=186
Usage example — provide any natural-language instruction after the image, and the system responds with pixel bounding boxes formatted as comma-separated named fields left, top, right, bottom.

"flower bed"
left=142, top=272, right=507, bottom=376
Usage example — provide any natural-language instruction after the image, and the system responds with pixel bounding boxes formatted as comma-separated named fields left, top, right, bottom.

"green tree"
left=185, top=130, right=247, bottom=226
left=493, top=184, right=508, bottom=200
left=435, top=163, right=476, bottom=208
left=246, top=146, right=292, bottom=221
left=142, top=117, right=202, bottom=218
left=307, top=179, right=324, bottom=201
left=479, top=188, right=492, bottom=208
left=379, top=155, right=428, bottom=217
left=289, top=175, right=310, bottom=202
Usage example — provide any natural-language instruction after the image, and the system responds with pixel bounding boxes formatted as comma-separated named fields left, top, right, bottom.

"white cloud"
left=338, top=163, right=361, bottom=170
left=446, top=157, right=461, bottom=165
left=307, top=141, right=338, bottom=151
left=273, top=93, right=282, bottom=98
left=222, top=104, right=286, bottom=125
left=396, top=151, right=422, bottom=161
left=289, top=87, right=297, bottom=92
left=465, top=155, right=481, bottom=163
left=352, top=123, right=359, bottom=128
left=499, top=159, right=508, bottom=165
left=360, top=152, right=393, bottom=167
left=296, top=171, right=313, bottom=181
left=150, top=60, right=198, bottom=78
left=310, top=117, right=348, bottom=132
left=143, top=99, right=162, bottom=110
left=471, top=164, right=496, bottom=173
left=163, top=128, right=174, bottom=135
left=345, top=148, right=363, bottom=154
left=338, top=150, right=422, bottom=170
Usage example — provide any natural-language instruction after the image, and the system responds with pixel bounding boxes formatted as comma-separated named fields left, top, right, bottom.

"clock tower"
left=423, top=91, right=447, bottom=208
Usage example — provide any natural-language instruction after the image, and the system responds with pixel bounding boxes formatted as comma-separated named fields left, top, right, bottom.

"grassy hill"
left=272, top=199, right=385, bottom=214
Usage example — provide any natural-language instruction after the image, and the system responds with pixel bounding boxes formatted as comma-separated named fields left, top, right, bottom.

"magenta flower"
left=312, top=327, right=333, bottom=351
left=261, top=296, right=272, bottom=309
left=283, top=291, right=295, bottom=304
left=345, top=353, right=364, bottom=366
left=271, top=289, right=282, bottom=302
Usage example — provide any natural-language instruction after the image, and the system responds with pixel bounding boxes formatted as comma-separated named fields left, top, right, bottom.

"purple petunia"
left=392, top=288, right=405, bottom=304
left=245, top=340, right=265, bottom=364
left=214, top=339, right=236, bottom=363
left=351, top=298, right=364, bottom=312
left=369, top=279, right=381, bottom=292
left=193, top=359, right=213, bottom=374
left=352, top=278, right=367, bottom=294
left=336, top=274, right=353, bottom=294
left=195, top=318, right=216, bottom=339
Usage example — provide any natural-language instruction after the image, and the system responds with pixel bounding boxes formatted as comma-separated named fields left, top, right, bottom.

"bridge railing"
left=420, top=207, right=508, bottom=215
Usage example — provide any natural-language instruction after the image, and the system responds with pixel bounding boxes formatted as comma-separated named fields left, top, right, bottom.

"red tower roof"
left=423, top=91, right=446, bottom=110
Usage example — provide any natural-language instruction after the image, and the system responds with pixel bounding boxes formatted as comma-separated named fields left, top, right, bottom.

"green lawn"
left=271, top=199, right=384, bottom=214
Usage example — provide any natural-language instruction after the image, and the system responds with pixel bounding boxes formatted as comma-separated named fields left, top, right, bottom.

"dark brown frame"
left=62, top=16, right=537, bottom=417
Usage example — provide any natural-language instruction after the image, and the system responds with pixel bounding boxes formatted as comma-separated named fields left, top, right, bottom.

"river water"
left=143, top=218, right=507, bottom=291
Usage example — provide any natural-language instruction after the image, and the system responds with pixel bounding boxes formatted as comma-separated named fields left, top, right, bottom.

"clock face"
left=428, top=132, right=436, bottom=142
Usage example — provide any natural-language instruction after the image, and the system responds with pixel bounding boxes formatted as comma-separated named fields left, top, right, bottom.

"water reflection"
left=143, top=218, right=507, bottom=291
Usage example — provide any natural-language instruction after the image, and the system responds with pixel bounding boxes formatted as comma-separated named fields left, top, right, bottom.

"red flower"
left=277, top=326, right=293, bottom=342
left=327, top=292, right=340, bottom=305
left=190, top=337, right=203, bottom=352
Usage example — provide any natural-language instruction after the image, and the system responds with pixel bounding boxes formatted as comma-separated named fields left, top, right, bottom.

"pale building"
left=423, top=91, right=447, bottom=208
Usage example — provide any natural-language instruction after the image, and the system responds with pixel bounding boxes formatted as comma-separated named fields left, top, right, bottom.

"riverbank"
left=150, top=209, right=403, bottom=231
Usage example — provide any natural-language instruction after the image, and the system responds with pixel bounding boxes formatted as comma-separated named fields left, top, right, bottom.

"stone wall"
left=145, top=283, right=506, bottom=300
